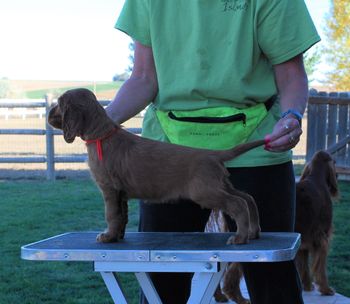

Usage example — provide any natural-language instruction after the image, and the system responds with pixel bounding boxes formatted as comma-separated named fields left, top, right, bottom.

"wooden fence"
left=307, top=91, right=350, bottom=174
left=1, top=91, right=350, bottom=179
left=0, top=95, right=141, bottom=180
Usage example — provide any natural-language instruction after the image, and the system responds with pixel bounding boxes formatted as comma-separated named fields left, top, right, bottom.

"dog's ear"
left=299, top=162, right=311, bottom=181
left=327, top=159, right=339, bottom=199
left=48, top=104, right=63, bottom=130
left=58, top=94, right=85, bottom=143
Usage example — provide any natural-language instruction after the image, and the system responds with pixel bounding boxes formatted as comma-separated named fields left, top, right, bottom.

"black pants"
left=139, top=162, right=304, bottom=304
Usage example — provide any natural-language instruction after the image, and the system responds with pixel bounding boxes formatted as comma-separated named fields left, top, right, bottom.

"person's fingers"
left=264, top=117, right=302, bottom=152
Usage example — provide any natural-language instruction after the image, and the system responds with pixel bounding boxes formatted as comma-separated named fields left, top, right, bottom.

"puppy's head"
left=301, top=150, right=339, bottom=198
left=48, top=88, right=103, bottom=143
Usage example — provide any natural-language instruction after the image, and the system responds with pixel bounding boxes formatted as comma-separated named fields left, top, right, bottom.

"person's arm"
left=106, top=41, right=158, bottom=124
left=265, top=54, right=308, bottom=152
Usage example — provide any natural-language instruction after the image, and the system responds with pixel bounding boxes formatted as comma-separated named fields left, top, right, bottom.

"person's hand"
left=264, top=117, right=302, bottom=152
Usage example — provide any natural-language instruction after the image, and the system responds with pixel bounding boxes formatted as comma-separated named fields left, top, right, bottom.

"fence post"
left=45, top=94, right=55, bottom=181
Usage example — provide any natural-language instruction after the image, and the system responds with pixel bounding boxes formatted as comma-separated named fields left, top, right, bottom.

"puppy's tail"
left=215, top=139, right=266, bottom=162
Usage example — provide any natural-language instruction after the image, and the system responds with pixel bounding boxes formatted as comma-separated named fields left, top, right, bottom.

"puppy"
left=48, top=88, right=265, bottom=245
left=295, top=150, right=339, bottom=295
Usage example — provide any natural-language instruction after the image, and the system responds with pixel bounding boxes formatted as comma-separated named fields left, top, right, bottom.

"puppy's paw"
left=227, top=234, right=248, bottom=245
left=213, top=287, right=228, bottom=303
left=229, top=299, right=250, bottom=304
left=96, top=232, right=119, bottom=243
left=248, top=229, right=260, bottom=240
left=319, top=286, right=335, bottom=296
left=118, top=229, right=126, bottom=240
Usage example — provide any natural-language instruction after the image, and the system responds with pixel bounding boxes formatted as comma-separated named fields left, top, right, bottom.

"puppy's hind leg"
left=311, top=239, right=335, bottom=295
left=96, top=186, right=128, bottom=243
left=296, top=248, right=314, bottom=291
left=225, top=182, right=260, bottom=240
left=194, top=191, right=250, bottom=244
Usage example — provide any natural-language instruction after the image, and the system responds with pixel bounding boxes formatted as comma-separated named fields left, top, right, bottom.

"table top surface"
left=21, top=232, right=300, bottom=263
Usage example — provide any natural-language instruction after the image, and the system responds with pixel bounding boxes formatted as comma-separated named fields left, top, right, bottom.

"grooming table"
left=21, top=232, right=300, bottom=304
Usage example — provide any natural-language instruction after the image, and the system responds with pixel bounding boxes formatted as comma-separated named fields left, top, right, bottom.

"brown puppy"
left=48, top=88, right=264, bottom=245
left=295, top=150, right=339, bottom=295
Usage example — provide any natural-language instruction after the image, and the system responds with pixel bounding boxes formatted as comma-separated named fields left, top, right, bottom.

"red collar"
left=84, top=128, right=118, bottom=161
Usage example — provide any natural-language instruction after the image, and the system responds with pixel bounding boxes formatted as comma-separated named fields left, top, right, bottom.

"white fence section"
left=0, top=99, right=46, bottom=119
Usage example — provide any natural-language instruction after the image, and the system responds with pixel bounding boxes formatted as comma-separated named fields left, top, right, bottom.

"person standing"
left=107, top=1, right=320, bottom=303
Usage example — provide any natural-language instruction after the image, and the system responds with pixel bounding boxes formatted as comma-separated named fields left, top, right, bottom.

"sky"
left=0, top=0, right=331, bottom=82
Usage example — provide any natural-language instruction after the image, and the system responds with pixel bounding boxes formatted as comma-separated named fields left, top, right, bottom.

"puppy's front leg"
left=96, top=186, right=128, bottom=243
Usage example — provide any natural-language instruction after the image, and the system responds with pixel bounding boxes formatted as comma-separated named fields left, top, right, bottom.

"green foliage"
left=0, top=79, right=10, bottom=98
left=127, top=41, right=135, bottom=73
left=0, top=79, right=26, bottom=98
left=303, top=48, right=321, bottom=83
left=324, top=1, right=350, bottom=90
left=113, top=72, right=130, bottom=82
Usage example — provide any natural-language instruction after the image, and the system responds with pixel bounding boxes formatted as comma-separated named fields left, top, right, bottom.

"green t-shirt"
left=116, top=0, right=320, bottom=167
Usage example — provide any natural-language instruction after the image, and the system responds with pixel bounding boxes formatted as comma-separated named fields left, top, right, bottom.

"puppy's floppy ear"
left=47, top=104, right=63, bottom=130
left=327, top=160, right=339, bottom=199
left=58, top=94, right=85, bottom=143
left=299, top=162, right=311, bottom=181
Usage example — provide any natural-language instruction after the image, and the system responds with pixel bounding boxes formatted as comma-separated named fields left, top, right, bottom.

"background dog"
left=208, top=150, right=339, bottom=301
left=48, top=88, right=266, bottom=245
left=206, top=210, right=249, bottom=304
left=295, top=150, right=339, bottom=295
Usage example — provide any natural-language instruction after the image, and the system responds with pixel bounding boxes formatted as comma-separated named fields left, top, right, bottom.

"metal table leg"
left=95, top=261, right=223, bottom=304
left=100, top=271, right=128, bottom=304
left=135, top=272, right=162, bottom=304
left=188, top=262, right=227, bottom=304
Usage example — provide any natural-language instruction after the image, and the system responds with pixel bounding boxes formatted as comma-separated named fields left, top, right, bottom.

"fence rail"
left=2, top=91, right=350, bottom=179
left=0, top=95, right=141, bottom=180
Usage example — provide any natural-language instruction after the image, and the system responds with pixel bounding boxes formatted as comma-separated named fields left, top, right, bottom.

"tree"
left=324, top=0, right=350, bottom=90
left=0, top=79, right=25, bottom=98
left=127, top=41, right=135, bottom=73
left=0, top=79, right=10, bottom=98
left=113, top=41, right=134, bottom=82
left=304, top=48, right=321, bottom=83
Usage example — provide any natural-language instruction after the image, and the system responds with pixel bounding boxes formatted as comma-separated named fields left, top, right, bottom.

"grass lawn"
left=0, top=178, right=349, bottom=303
left=0, top=179, right=139, bottom=304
